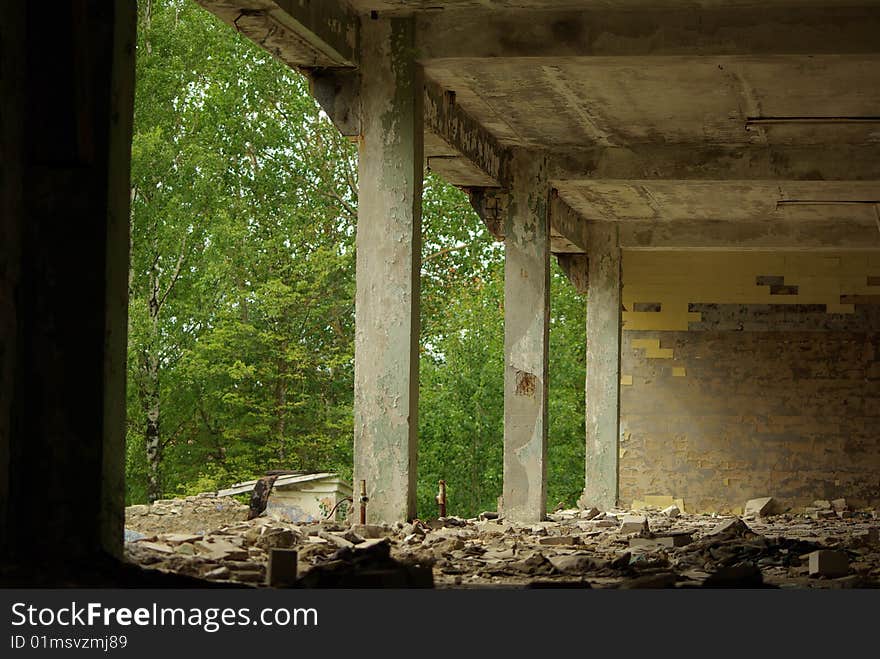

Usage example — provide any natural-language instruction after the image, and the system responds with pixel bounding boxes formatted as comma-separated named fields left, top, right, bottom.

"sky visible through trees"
left=127, top=0, right=585, bottom=518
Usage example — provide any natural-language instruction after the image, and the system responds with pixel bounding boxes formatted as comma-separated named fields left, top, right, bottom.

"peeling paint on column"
left=582, top=222, right=621, bottom=510
left=353, top=17, right=422, bottom=524
left=502, top=150, right=549, bottom=522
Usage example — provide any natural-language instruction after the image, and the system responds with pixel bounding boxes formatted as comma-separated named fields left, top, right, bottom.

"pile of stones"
left=123, top=495, right=880, bottom=588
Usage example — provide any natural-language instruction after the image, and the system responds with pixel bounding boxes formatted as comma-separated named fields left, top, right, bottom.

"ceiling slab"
left=556, top=180, right=880, bottom=222
left=426, top=55, right=880, bottom=149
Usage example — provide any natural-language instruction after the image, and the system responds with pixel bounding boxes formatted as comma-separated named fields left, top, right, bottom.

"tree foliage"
left=127, top=0, right=585, bottom=517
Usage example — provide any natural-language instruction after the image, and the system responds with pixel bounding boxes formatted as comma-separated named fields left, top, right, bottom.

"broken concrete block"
left=352, top=524, right=387, bottom=539
left=619, top=515, right=649, bottom=535
left=813, top=500, right=832, bottom=510
left=267, top=548, right=298, bottom=587
left=590, top=519, right=618, bottom=528
left=538, top=535, right=579, bottom=546
left=744, top=497, right=778, bottom=518
left=318, top=531, right=355, bottom=549
left=194, top=538, right=248, bottom=561
left=852, top=528, right=879, bottom=546
left=136, top=541, right=174, bottom=554
left=707, top=518, right=752, bottom=537
left=808, top=550, right=849, bottom=578
left=204, top=566, right=230, bottom=579
left=548, top=554, right=598, bottom=574
left=579, top=507, right=601, bottom=520
left=341, top=530, right=365, bottom=545
left=661, top=504, right=681, bottom=518
left=629, top=532, right=692, bottom=549
left=161, top=532, right=202, bottom=545
left=832, top=498, right=848, bottom=513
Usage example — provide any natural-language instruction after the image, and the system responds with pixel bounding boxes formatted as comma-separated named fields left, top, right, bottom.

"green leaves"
left=128, top=0, right=587, bottom=515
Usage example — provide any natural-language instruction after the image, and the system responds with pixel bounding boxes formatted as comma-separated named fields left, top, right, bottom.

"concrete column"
left=502, top=151, right=550, bottom=522
left=0, top=1, right=136, bottom=564
left=581, top=223, right=621, bottom=510
left=353, top=17, right=423, bottom=523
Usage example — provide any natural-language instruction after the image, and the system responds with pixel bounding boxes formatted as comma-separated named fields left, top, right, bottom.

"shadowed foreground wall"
left=618, top=251, right=880, bottom=513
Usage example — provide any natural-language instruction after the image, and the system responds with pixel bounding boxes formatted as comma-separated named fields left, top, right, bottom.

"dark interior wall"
left=618, top=251, right=880, bottom=514
left=0, top=1, right=135, bottom=563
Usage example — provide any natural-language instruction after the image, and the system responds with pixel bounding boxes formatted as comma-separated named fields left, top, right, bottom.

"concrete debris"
left=267, top=549, right=297, bottom=587
left=351, top=524, right=388, bottom=539
left=707, top=517, right=752, bottom=537
left=619, top=515, right=649, bottom=535
left=548, top=554, right=600, bottom=574
left=661, top=505, right=681, bottom=518
left=629, top=532, right=692, bottom=549
left=579, top=507, right=602, bottom=520
left=538, top=535, right=580, bottom=546
left=808, top=550, right=850, bottom=578
left=123, top=495, right=880, bottom=589
left=743, top=497, right=778, bottom=519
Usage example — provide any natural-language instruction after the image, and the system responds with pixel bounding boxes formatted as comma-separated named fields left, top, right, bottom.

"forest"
left=126, top=0, right=586, bottom=518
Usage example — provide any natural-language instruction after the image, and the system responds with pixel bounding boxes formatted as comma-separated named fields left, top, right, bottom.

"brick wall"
left=618, top=252, right=880, bottom=513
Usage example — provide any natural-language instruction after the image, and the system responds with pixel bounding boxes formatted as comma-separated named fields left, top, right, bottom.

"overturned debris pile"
left=123, top=496, right=880, bottom=589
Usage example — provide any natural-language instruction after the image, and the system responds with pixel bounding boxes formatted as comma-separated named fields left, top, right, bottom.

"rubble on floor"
left=123, top=496, right=880, bottom=589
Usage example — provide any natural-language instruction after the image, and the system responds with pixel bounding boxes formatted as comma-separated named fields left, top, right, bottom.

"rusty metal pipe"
left=436, top=480, right=447, bottom=518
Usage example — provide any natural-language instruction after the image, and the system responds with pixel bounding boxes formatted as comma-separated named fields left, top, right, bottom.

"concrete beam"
left=424, top=79, right=510, bottom=187
left=556, top=254, right=588, bottom=295
left=581, top=223, right=621, bottom=511
left=619, top=220, right=880, bottom=251
left=502, top=150, right=549, bottom=523
left=467, top=188, right=507, bottom=242
left=309, top=69, right=360, bottom=137
left=551, top=144, right=880, bottom=182
left=550, top=192, right=587, bottom=253
left=353, top=17, right=422, bottom=524
left=417, top=6, right=880, bottom=60
left=196, top=0, right=358, bottom=68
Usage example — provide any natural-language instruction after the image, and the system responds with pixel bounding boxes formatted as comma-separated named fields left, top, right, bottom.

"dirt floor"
left=124, top=495, right=880, bottom=588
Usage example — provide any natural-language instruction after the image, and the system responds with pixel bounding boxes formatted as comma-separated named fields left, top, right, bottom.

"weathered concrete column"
left=353, top=17, right=423, bottom=523
left=502, top=151, right=550, bottom=522
left=581, top=223, right=622, bottom=510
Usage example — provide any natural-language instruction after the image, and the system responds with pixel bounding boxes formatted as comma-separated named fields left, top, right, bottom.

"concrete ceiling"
left=426, top=56, right=880, bottom=149
left=557, top=180, right=880, bottom=223
left=198, top=0, right=880, bottom=248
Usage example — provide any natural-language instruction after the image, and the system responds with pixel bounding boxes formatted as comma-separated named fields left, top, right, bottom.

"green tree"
left=128, top=0, right=586, bottom=517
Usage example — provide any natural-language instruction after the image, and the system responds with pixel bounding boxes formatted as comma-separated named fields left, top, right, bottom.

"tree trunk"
left=274, top=345, right=288, bottom=465
left=145, top=270, right=161, bottom=502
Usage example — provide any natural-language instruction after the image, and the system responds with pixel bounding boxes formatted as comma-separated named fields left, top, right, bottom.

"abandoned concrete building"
left=3, top=1, right=880, bottom=585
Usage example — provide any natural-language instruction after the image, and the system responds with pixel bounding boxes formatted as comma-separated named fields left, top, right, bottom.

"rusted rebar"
left=436, top=479, right=447, bottom=518
left=359, top=479, right=368, bottom=524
